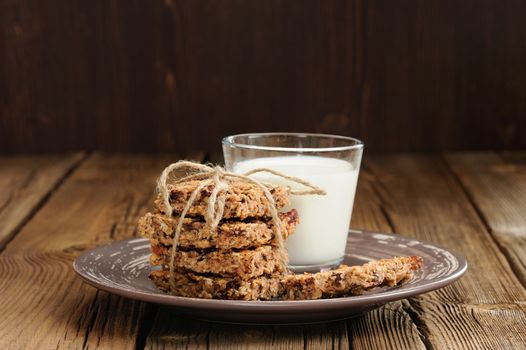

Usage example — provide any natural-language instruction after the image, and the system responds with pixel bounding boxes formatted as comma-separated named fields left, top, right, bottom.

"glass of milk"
left=222, top=133, right=363, bottom=272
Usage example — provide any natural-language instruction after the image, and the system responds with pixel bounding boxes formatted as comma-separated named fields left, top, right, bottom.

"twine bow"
left=156, top=160, right=326, bottom=292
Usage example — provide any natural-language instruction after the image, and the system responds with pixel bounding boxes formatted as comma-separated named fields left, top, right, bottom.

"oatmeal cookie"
left=149, top=269, right=281, bottom=300
left=154, top=180, right=290, bottom=219
left=281, top=256, right=423, bottom=300
left=149, top=244, right=284, bottom=279
left=138, top=210, right=298, bottom=250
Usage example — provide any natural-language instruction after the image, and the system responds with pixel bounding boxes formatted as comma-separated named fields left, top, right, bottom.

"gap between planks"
left=443, top=152, right=526, bottom=290
left=442, top=154, right=524, bottom=291
left=0, top=152, right=88, bottom=252
left=356, top=161, right=432, bottom=350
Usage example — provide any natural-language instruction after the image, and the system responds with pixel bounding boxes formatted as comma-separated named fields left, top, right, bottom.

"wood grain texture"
left=366, top=154, right=526, bottom=349
left=3, top=153, right=525, bottom=349
left=347, top=167, right=426, bottom=350
left=350, top=166, right=394, bottom=234
left=1, top=1, right=525, bottom=154
left=0, top=153, right=198, bottom=349
left=145, top=310, right=348, bottom=350
left=446, top=151, right=526, bottom=287
left=348, top=303, right=427, bottom=350
left=0, top=153, right=85, bottom=250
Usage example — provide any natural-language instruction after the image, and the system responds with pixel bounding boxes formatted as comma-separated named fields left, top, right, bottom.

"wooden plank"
left=0, top=153, right=203, bottom=349
left=144, top=312, right=209, bottom=350
left=347, top=168, right=426, bottom=350
left=2, top=1, right=526, bottom=155
left=145, top=167, right=425, bottom=350
left=445, top=151, right=526, bottom=287
left=145, top=303, right=353, bottom=348
left=200, top=322, right=305, bottom=350
left=351, top=166, right=394, bottom=234
left=366, top=154, right=526, bottom=349
left=0, top=153, right=85, bottom=250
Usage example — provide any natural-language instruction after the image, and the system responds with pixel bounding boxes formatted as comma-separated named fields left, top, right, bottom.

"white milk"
left=233, top=156, right=359, bottom=266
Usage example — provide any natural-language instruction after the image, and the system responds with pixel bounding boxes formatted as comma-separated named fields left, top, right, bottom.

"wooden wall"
left=1, top=0, right=525, bottom=154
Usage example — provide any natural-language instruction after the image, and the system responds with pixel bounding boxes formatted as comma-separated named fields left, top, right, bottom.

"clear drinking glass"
left=222, top=133, right=363, bottom=272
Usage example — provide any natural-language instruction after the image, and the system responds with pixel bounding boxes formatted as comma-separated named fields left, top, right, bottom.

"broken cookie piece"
left=281, top=256, right=423, bottom=300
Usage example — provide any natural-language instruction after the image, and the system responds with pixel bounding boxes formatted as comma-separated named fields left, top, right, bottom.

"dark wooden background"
left=1, top=0, right=525, bottom=155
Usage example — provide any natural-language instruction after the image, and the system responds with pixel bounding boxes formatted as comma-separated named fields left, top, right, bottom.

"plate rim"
left=72, top=229, right=468, bottom=311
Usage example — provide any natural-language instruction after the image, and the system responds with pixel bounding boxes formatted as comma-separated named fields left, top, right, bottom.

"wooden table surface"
left=1, top=152, right=525, bottom=349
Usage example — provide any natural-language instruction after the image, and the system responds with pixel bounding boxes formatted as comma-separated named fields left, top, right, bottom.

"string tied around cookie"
left=156, top=160, right=326, bottom=293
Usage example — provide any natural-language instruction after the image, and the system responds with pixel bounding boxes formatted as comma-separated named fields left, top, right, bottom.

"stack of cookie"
left=138, top=180, right=299, bottom=300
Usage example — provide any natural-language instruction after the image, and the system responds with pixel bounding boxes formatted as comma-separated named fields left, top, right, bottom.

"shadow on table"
left=146, top=307, right=351, bottom=348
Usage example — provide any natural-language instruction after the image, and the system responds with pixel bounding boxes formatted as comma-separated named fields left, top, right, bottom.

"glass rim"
left=222, top=132, right=364, bottom=153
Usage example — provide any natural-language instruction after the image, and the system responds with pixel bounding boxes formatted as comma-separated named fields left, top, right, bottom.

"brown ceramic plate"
left=73, top=229, right=467, bottom=324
